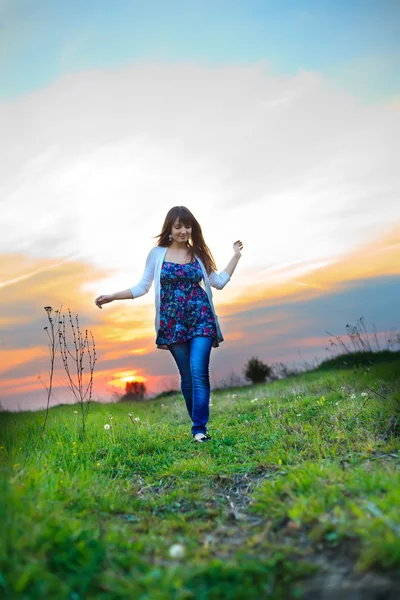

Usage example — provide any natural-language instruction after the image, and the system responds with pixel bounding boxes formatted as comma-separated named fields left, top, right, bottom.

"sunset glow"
left=1, top=1, right=399, bottom=411
left=108, top=372, right=148, bottom=391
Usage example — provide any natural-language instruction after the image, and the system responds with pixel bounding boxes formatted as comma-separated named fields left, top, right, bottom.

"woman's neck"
left=168, top=242, right=189, bottom=251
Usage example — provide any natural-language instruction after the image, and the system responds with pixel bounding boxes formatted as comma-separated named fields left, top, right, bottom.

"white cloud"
left=1, top=61, right=399, bottom=293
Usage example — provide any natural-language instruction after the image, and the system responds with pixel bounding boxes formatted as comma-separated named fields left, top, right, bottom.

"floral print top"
left=155, top=258, right=217, bottom=348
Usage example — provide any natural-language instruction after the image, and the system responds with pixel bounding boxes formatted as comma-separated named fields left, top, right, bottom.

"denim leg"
left=168, top=342, right=193, bottom=418
left=190, top=336, right=213, bottom=436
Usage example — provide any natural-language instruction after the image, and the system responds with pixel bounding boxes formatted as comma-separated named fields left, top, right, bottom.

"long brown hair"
left=154, top=206, right=217, bottom=275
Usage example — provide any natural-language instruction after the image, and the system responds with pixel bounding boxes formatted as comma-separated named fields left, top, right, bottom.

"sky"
left=1, top=0, right=399, bottom=411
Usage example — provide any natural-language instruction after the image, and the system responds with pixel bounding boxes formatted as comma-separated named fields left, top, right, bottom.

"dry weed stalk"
left=41, top=306, right=63, bottom=431
left=58, top=308, right=97, bottom=434
left=326, top=316, right=399, bottom=355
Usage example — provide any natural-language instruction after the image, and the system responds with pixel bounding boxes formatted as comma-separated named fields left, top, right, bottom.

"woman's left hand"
left=233, top=240, right=243, bottom=256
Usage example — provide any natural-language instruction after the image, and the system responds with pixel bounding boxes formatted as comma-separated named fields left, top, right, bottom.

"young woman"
left=95, top=206, right=243, bottom=442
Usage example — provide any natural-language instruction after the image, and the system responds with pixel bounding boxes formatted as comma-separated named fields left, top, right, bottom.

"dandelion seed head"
left=104, top=424, right=111, bottom=430
left=169, top=543, right=186, bottom=559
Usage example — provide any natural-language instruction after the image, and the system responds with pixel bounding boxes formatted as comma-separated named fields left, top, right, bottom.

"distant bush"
left=119, top=381, right=147, bottom=402
left=243, top=357, right=273, bottom=384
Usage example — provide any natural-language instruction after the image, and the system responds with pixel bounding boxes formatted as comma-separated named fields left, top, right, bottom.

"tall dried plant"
left=326, top=316, right=399, bottom=355
left=59, top=308, right=97, bottom=435
left=42, top=306, right=63, bottom=431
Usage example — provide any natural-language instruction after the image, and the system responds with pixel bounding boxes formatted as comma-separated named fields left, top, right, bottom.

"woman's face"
left=170, top=218, right=192, bottom=243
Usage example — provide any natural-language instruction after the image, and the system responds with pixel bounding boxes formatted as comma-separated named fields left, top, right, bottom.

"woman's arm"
left=95, top=247, right=156, bottom=308
left=112, top=289, right=134, bottom=300
left=128, top=247, right=157, bottom=299
left=95, top=288, right=133, bottom=308
left=209, top=240, right=243, bottom=290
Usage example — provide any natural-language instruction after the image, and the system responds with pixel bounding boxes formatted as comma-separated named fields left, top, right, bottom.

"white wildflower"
left=134, top=417, right=140, bottom=422
left=251, top=398, right=259, bottom=403
left=73, top=410, right=78, bottom=415
left=360, top=392, right=368, bottom=397
left=169, top=543, right=186, bottom=558
left=104, top=424, right=111, bottom=430
left=350, top=394, right=356, bottom=399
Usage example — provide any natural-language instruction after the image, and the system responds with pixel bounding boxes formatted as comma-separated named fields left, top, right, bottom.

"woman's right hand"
left=95, top=294, right=113, bottom=309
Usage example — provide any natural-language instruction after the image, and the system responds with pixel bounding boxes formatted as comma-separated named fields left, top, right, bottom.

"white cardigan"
left=129, top=246, right=231, bottom=350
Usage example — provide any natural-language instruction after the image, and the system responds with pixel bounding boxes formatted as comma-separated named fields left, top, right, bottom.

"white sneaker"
left=193, top=433, right=211, bottom=442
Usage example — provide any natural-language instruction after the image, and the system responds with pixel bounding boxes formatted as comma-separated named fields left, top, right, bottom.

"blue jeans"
left=168, top=336, right=214, bottom=436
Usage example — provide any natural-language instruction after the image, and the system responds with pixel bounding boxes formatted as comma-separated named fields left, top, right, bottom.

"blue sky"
left=1, top=0, right=399, bottom=101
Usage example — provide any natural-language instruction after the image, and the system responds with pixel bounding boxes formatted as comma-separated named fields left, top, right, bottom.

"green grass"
left=1, top=354, right=400, bottom=599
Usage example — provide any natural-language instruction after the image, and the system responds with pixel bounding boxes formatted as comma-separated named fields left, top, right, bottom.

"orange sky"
left=226, top=225, right=400, bottom=309
left=1, top=223, right=399, bottom=411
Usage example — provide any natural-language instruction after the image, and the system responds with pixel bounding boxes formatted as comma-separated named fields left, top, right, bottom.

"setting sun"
left=108, top=371, right=147, bottom=390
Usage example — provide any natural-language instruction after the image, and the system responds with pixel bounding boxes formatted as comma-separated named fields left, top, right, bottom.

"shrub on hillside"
left=243, top=357, right=273, bottom=384
left=119, top=381, right=147, bottom=401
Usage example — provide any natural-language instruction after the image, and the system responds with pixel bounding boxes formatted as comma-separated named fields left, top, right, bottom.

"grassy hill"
left=1, top=351, right=400, bottom=599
